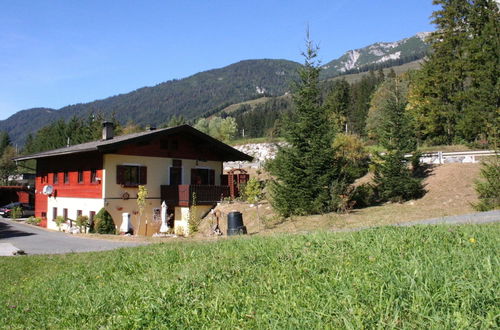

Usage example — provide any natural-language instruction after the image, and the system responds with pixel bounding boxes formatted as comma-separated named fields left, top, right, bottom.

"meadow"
left=1, top=224, right=498, bottom=328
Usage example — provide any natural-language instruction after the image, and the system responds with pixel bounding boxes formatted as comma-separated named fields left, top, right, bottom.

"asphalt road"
left=394, top=209, right=500, bottom=226
left=1, top=210, right=499, bottom=256
left=0, top=218, right=144, bottom=256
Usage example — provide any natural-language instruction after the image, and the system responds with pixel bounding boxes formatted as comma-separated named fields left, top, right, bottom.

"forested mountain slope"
left=1, top=60, right=301, bottom=145
left=0, top=33, right=429, bottom=145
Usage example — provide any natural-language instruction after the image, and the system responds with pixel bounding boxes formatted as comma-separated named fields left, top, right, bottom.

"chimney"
left=102, top=121, right=114, bottom=140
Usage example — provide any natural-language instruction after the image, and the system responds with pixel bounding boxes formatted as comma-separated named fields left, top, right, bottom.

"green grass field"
left=1, top=224, right=498, bottom=328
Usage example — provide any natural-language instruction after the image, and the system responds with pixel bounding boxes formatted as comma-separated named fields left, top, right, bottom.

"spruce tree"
left=408, top=0, right=499, bottom=144
left=267, top=35, right=338, bottom=216
left=324, top=79, right=350, bottom=133
left=0, top=132, right=11, bottom=155
left=374, top=78, right=424, bottom=202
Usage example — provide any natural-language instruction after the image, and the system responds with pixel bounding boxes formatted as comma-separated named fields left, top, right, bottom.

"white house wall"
left=46, top=196, right=104, bottom=231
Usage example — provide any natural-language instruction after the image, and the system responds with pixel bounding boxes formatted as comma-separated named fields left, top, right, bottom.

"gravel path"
left=0, top=218, right=145, bottom=256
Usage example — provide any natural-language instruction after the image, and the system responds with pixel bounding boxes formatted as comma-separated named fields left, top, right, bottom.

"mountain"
left=0, top=33, right=430, bottom=146
left=0, top=59, right=301, bottom=145
left=320, top=32, right=430, bottom=79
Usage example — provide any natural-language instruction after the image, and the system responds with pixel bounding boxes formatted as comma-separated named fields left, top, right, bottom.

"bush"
left=10, top=206, right=23, bottom=219
left=473, top=156, right=500, bottom=211
left=54, top=216, right=66, bottom=230
left=76, top=215, right=89, bottom=232
left=332, top=133, right=370, bottom=181
left=351, top=184, right=377, bottom=208
left=244, top=178, right=264, bottom=204
left=26, top=216, right=42, bottom=225
left=93, top=208, right=115, bottom=234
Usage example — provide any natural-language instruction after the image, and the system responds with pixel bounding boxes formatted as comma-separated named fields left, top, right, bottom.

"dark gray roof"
left=15, top=125, right=253, bottom=162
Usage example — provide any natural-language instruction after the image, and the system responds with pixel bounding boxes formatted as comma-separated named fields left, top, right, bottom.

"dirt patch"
left=196, top=163, right=482, bottom=237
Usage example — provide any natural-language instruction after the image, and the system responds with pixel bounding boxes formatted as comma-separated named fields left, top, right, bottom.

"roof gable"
left=15, top=125, right=253, bottom=162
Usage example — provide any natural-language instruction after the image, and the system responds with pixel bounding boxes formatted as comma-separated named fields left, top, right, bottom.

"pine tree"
left=347, top=71, right=383, bottom=135
left=408, top=0, right=499, bottom=145
left=473, top=155, right=500, bottom=211
left=0, top=132, right=11, bottom=155
left=324, top=79, right=350, bottom=133
left=267, top=35, right=339, bottom=216
left=458, top=0, right=500, bottom=143
left=374, top=78, right=424, bottom=202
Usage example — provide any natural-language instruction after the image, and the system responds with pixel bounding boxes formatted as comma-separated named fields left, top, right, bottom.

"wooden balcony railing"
left=160, top=184, right=230, bottom=207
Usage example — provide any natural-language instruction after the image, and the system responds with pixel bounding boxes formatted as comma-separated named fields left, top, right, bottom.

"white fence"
left=411, top=150, right=497, bottom=164
left=224, top=149, right=498, bottom=170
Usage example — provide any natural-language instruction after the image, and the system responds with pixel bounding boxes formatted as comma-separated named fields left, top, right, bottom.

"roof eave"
left=14, top=147, right=98, bottom=161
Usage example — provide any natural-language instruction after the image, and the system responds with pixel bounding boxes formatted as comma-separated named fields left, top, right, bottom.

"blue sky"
left=0, top=0, right=438, bottom=120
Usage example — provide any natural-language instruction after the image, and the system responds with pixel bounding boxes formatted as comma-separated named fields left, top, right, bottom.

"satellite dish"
left=42, top=185, right=54, bottom=195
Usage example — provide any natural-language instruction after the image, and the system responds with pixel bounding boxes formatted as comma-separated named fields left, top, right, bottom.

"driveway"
left=0, top=218, right=145, bottom=256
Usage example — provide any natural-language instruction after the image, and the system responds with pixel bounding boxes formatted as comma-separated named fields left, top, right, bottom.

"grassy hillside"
left=0, top=224, right=498, bottom=328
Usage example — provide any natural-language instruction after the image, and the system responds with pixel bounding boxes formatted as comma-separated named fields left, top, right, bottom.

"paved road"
left=0, top=218, right=144, bottom=256
left=394, top=209, right=500, bottom=226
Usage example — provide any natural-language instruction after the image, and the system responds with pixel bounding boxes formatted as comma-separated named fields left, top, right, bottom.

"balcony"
left=160, top=184, right=230, bottom=207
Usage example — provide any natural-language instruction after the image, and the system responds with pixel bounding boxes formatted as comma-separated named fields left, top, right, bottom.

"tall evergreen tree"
left=458, top=0, right=500, bottom=143
left=0, top=132, right=12, bottom=156
left=347, top=71, right=383, bottom=135
left=324, top=79, right=350, bottom=133
left=374, top=78, right=424, bottom=202
left=408, top=0, right=499, bottom=144
left=267, top=36, right=339, bottom=216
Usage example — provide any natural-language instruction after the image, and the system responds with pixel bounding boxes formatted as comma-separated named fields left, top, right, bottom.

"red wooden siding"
left=35, top=152, right=103, bottom=218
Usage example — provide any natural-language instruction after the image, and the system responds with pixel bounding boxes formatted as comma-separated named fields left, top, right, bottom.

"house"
left=15, top=123, right=252, bottom=235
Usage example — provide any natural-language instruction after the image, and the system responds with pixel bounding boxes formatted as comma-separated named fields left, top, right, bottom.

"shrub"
left=54, top=216, right=66, bottom=230
left=244, top=178, right=264, bottom=204
left=94, top=208, right=115, bottom=234
left=332, top=133, right=370, bottom=181
left=351, top=184, right=377, bottom=208
left=26, top=216, right=41, bottom=225
left=473, top=156, right=500, bottom=211
left=10, top=206, right=23, bottom=219
left=76, top=215, right=89, bottom=233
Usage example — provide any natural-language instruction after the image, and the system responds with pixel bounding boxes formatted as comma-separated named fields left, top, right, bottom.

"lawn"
left=1, top=224, right=498, bottom=328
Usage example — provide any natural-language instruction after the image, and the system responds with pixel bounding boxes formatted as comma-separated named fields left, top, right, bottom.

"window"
left=78, top=170, right=84, bottom=184
left=53, top=172, right=59, bottom=184
left=77, top=210, right=82, bottom=218
left=90, top=169, right=98, bottom=183
left=64, top=171, right=69, bottom=184
left=52, top=207, right=57, bottom=220
left=116, top=165, right=147, bottom=187
left=63, top=208, right=68, bottom=221
left=191, top=168, right=215, bottom=185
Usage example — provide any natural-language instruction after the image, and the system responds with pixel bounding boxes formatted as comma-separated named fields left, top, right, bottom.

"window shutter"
left=116, top=165, right=125, bottom=184
left=209, top=169, right=215, bottom=185
left=139, top=166, right=147, bottom=185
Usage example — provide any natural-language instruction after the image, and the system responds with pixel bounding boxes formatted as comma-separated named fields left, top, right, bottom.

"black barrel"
left=227, top=211, right=247, bottom=236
